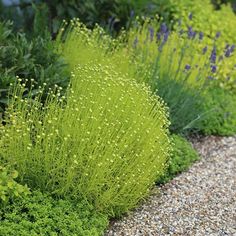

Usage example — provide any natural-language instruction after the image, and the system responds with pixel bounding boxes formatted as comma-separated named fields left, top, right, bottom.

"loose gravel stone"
left=105, top=136, right=236, bottom=236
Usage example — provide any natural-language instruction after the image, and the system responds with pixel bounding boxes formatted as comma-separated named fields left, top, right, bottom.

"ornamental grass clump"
left=0, top=63, right=171, bottom=216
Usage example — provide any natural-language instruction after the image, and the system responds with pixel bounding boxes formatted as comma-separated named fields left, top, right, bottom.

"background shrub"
left=0, top=21, right=69, bottom=115
left=0, top=0, right=148, bottom=36
left=0, top=190, right=108, bottom=236
left=157, top=134, right=200, bottom=184
left=197, top=85, right=236, bottom=135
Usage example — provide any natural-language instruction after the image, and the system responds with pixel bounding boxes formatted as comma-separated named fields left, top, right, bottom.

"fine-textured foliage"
left=0, top=21, right=69, bottom=114
left=0, top=26, right=171, bottom=215
left=0, top=190, right=108, bottom=236
left=157, top=134, right=200, bottom=184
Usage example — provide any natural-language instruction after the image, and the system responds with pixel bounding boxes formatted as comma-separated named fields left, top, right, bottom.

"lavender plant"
left=127, top=19, right=236, bottom=134
left=0, top=33, right=171, bottom=216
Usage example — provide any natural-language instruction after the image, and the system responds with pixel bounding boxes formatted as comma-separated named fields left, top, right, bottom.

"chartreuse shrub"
left=57, top=19, right=136, bottom=78
left=157, top=134, right=200, bottom=184
left=0, top=190, right=108, bottom=236
left=127, top=19, right=236, bottom=135
left=0, top=55, right=171, bottom=216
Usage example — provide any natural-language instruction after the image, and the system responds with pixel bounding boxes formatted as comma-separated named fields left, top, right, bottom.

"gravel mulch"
left=105, top=136, right=236, bottom=236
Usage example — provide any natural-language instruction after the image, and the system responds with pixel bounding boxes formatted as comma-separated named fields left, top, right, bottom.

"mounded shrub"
left=0, top=23, right=171, bottom=216
left=157, top=134, right=200, bottom=184
left=197, top=85, right=236, bottom=135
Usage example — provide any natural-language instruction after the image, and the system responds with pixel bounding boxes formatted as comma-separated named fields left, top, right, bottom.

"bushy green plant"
left=0, top=165, right=30, bottom=204
left=0, top=25, right=171, bottom=215
left=157, top=134, right=200, bottom=184
left=0, top=190, right=108, bottom=236
left=197, top=85, right=236, bottom=135
left=0, top=0, right=145, bottom=36
left=0, top=21, right=69, bottom=114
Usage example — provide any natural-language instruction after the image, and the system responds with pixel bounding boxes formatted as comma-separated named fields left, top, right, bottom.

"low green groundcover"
left=0, top=191, right=108, bottom=236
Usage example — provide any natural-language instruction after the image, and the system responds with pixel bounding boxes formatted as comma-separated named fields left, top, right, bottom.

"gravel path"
left=106, top=136, right=236, bottom=236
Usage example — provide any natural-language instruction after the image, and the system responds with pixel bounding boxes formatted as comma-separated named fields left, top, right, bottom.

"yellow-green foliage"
left=58, top=20, right=135, bottom=79
left=0, top=24, right=171, bottom=216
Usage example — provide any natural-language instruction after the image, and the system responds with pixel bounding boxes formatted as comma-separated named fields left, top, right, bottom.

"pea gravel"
left=105, top=136, right=236, bottom=236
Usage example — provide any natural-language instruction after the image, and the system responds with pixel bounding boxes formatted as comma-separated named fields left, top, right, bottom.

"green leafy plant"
left=0, top=0, right=160, bottom=36
left=0, top=165, right=30, bottom=204
left=0, top=21, right=69, bottom=114
left=0, top=190, right=108, bottom=236
left=197, top=85, right=236, bottom=135
left=157, top=134, right=200, bottom=184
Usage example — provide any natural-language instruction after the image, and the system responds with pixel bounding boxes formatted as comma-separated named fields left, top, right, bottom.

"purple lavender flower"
left=149, top=27, right=154, bottom=42
left=160, top=23, right=168, bottom=34
left=207, top=76, right=214, bottom=80
left=130, top=10, right=135, bottom=18
left=225, top=44, right=230, bottom=50
left=230, top=44, right=235, bottom=53
left=225, top=49, right=231, bottom=57
left=224, top=44, right=235, bottom=57
left=202, top=46, right=208, bottom=54
left=185, top=64, right=191, bottom=71
left=210, top=46, right=217, bottom=63
left=156, top=32, right=162, bottom=41
left=188, top=26, right=196, bottom=39
left=188, top=12, right=193, bottom=20
left=211, top=65, right=217, bottom=73
left=163, top=31, right=169, bottom=43
left=133, top=37, right=138, bottom=48
left=199, top=32, right=204, bottom=40
left=215, top=31, right=221, bottom=39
